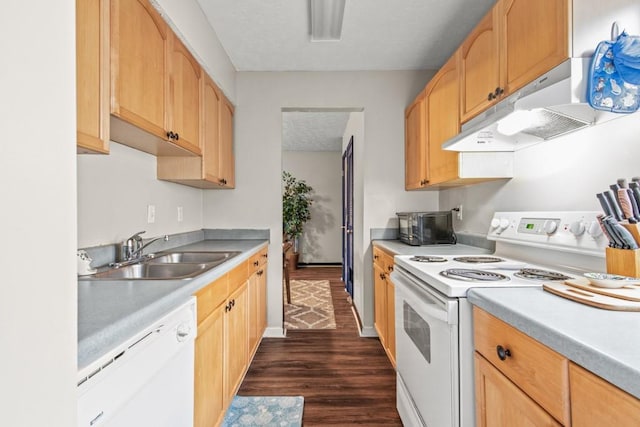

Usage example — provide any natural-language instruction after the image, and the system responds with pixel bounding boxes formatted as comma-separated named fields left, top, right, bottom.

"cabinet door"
left=194, top=304, right=225, bottom=427
left=475, top=353, right=562, bottom=427
left=168, top=34, right=201, bottom=155
left=386, top=279, right=396, bottom=367
left=500, top=0, right=569, bottom=94
left=459, top=7, right=501, bottom=123
left=76, top=0, right=109, bottom=154
left=225, top=282, right=248, bottom=407
left=111, top=0, right=168, bottom=139
left=257, top=266, right=267, bottom=340
left=404, top=96, right=428, bottom=190
left=248, top=266, right=268, bottom=357
left=202, top=75, right=222, bottom=183
left=570, top=362, right=640, bottom=426
left=218, top=96, right=235, bottom=188
left=373, top=263, right=387, bottom=347
left=426, top=55, right=460, bottom=185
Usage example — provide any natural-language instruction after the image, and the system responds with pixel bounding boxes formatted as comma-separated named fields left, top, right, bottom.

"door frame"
left=342, top=136, right=354, bottom=299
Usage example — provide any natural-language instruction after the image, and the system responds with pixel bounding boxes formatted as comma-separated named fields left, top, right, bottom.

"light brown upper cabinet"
left=76, top=0, right=110, bottom=154
left=460, top=0, right=569, bottom=123
left=500, top=0, right=569, bottom=96
left=218, top=96, right=236, bottom=188
left=404, top=93, right=428, bottom=190
left=110, top=0, right=200, bottom=156
left=167, top=34, right=202, bottom=155
left=406, top=52, right=513, bottom=190
left=157, top=74, right=236, bottom=188
left=425, top=55, right=460, bottom=186
left=459, top=7, right=500, bottom=123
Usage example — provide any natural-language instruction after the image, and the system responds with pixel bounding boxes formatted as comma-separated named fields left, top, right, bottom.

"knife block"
left=606, top=247, right=640, bottom=278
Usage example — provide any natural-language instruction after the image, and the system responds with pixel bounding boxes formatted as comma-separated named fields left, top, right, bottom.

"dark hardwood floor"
left=238, top=266, right=403, bottom=426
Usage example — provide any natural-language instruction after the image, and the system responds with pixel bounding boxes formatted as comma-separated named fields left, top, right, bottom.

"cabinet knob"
left=253, top=260, right=259, bottom=267
left=174, top=133, right=179, bottom=141
left=257, top=270, right=264, bottom=276
left=387, top=265, right=393, bottom=272
left=496, top=345, right=512, bottom=361
left=374, top=254, right=379, bottom=260
left=166, top=131, right=174, bottom=140
left=379, top=273, right=386, bottom=280
left=495, top=87, right=504, bottom=96
left=225, top=303, right=231, bottom=312
left=488, top=92, right=494, bottom=101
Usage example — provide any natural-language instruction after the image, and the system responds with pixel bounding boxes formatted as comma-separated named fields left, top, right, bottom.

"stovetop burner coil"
left=410, top=256, right=447, bottom=263
left=440, top=268, right=510, bottom=282
left=453, top=256, right=504, bottom=263
left=514, top=268, right=572, bottom=281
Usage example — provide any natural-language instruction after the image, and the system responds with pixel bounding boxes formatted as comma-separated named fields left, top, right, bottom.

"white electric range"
left=390, top=211, right=608, bottom=427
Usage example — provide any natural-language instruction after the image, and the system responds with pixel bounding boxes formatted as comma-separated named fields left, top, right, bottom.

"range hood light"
left=496, top=110, right=534, bottom=136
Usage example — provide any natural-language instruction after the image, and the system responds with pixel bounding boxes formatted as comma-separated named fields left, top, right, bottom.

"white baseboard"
left=359, top=325, right=378, bottom=338
left=263, top=326, right=286, bottom=338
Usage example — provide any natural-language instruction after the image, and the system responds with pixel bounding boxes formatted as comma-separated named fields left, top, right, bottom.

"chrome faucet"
left=113, top=231, right=169, bottom=267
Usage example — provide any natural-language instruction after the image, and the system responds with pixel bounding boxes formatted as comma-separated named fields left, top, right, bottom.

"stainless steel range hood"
left=443, top=58, right=630, bottom=152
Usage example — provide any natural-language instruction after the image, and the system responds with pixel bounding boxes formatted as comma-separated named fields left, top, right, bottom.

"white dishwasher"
left=77, top=298, right=197, bottom=427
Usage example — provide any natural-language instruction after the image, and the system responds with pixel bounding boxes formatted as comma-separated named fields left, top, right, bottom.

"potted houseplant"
left=282, top=171, right=313, bottom=269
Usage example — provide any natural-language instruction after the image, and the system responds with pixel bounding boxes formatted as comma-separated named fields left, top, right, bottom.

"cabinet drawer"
left=228, top=261, right=248, bottom=294
left=195, top=275, right=228, bottom=325
left=373, top=246, right=394, bottom=273
left=249, top=247, right=268, bottom=273
left=473, top=307, right=570, bottom=425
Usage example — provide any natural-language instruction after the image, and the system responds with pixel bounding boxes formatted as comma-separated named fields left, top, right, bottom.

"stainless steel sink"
left=150, top=251, right=240, bottom=264
left=80, top=251, right=240, bottom=280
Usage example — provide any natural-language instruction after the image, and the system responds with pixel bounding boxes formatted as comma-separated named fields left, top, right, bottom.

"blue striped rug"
left=222, top=396, right=304, bottom=427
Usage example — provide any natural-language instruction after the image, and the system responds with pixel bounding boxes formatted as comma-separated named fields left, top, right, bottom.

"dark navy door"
left=342, top=137, right=354, bottom=299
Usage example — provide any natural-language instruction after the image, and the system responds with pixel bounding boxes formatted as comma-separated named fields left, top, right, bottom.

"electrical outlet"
left=177, top=206, right=183, bottom=222
left=147, top=204, right=156, bottom=224
left=453, top=204, right=463, bottom=220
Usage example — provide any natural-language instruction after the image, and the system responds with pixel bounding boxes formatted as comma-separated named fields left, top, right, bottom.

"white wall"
left=0, top=0, right=77, bottom=425
left=282, top=151, right=342, bottom=263
left=440, top=114, right=640, bottom=235
left=77, top=143, right=203, bottom=248
left=203, top=71, right=436, bottom=334
left=152, top=0, right=237, bottom=103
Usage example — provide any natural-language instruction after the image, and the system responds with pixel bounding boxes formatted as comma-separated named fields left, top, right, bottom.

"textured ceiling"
left=196, top=0, right=495, bottom=71
left=282, top=112, right=351, bottom=151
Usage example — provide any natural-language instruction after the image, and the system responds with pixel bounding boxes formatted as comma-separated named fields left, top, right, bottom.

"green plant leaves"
left=282, top=171, right=313, bottom=239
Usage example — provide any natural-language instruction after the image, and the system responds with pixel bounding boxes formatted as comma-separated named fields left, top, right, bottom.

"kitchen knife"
left=617, top=188, right=638, bottom=223
left=596, top=193, right=614, bottom=217
left=616, top=178, right=640, bottom=221
left=596, top=215, right=616, bottom=247
left=604, top=189, right=624, bottom=221
left=604, top=216, right=639, bottom=249
left=602, top=216, right=625, bottom=248
left=627, top=188, right=640, bottom=220
left=632, top=177, right=640, bottom=184
left=629, top=182, right=640, bottom=215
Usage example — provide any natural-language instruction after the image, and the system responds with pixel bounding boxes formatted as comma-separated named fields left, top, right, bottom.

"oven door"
left=392, top=268, right=460, bottom=427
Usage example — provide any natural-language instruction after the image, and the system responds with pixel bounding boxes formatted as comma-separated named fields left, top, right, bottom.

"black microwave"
left=396, top=211, right=456, bottom=246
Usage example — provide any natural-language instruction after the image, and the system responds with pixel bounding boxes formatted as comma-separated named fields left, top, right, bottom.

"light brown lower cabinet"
left=373, top=245, right=396, bottom=367
left=474, top=307, right=640, bottom=426
left=193, top=246, right=268, bottom=427
left=194, top=300, right=224, bottom=427
left=570, top=362, right=640, bottom=426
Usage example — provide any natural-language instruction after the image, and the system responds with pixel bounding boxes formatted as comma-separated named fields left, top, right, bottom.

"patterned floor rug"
left=284, top=279, right=336, bottom=329
left=222, top=396, right=304, bottom=427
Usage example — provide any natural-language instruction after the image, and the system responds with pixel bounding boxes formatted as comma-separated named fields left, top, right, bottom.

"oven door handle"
left=392, top=269, right=456, bottom=325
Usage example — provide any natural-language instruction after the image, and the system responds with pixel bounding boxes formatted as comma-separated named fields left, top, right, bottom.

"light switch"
left=147, top=205, right=156, bottom=223
left=177, top=206, right=183, bottom=222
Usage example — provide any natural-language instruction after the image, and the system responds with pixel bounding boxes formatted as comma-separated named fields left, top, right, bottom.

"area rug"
left=222, top=396, right=304, bottom=427
left=285, top=279, right=336, bottom=329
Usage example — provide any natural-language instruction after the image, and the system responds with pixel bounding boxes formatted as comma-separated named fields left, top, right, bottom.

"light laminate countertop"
left=78, top=239, right=267, bottom=371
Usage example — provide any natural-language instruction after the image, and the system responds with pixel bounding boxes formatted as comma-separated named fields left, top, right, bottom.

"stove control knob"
left=587, top=221, right=603, bottom=238
left=569, top=221, right=585, bottom=236
left=543, top=220, right=558, bottom=235
left=490, top=218, right=501, bottom=229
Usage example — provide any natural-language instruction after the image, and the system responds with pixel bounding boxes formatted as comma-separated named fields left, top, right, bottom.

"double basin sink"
left=80, top=251, right=240, bottom=280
